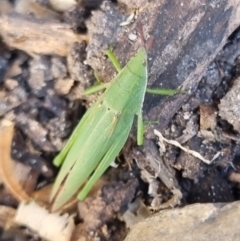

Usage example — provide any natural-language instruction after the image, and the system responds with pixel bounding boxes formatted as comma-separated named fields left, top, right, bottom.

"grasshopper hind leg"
left=78, top=128, right=129, bottom=200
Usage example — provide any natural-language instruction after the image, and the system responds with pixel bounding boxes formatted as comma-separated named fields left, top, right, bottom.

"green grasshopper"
left=50, top=40, right=179, bottom=211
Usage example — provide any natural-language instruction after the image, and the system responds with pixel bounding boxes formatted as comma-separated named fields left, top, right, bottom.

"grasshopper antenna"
left=137, top=20, right=154, bottom=51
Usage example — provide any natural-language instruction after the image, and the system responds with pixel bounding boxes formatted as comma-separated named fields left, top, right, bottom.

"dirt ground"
left=0, top=1, right=240, bottom=241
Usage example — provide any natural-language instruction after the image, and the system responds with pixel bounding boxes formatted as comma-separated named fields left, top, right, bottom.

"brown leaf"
left=15, top=0, right=60, bottom=19
left=0, top=13, right=88, bottom=57
left=199, top=104, right=217, bottom=131
left=0, top=205, right=16, bottom=229
left=0, top=120, right=31, bottom=202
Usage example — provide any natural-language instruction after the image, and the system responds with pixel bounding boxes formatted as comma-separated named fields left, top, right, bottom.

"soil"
left=0, top=1, right=240, bottom=241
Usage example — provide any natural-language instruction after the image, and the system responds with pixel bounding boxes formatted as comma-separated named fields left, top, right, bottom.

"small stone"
left=124, top=202, right=240, bottom=241
left=128, top=33, right=137, bottom=41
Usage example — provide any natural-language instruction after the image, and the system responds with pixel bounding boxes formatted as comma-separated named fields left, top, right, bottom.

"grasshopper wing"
left=51, top=47, right=148, bottom=211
